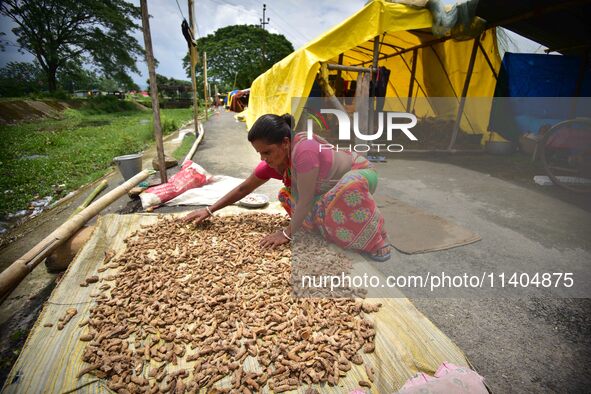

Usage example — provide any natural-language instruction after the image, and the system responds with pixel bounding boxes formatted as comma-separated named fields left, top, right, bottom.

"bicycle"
left=540, top=117, right=591, bottom=193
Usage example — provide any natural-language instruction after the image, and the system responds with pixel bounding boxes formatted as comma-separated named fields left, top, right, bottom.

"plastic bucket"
left=113, top=153, right=143, bottom=181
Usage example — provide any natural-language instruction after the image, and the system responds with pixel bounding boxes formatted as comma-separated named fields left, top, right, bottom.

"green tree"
left=0, top=61, right=45, bottom=96
left=0, top=0, right=144, bottom=92
left=56, top=62, right=100, bottom=92
left=183, top=24, right=294, bottom=92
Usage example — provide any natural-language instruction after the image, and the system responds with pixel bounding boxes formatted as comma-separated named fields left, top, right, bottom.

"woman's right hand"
left=183, top=208, right=211, bottom=225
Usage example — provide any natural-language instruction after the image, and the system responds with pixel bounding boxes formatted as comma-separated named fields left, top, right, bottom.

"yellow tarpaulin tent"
left=246, top=0, right=503, bottom=141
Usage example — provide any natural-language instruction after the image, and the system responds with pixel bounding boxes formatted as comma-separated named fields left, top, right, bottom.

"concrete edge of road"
left=183, top=108, right=218, bottom=163
left=184, top=121, right=205, bottom=163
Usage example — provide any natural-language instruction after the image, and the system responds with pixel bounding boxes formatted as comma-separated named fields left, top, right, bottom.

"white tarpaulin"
left=165, top=175, right=244, bottom=206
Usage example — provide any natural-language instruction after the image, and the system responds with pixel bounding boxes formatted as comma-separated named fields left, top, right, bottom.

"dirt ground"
left=0, top=99, right=84, bottom=124
left=1, top=110, right=590, bottom=391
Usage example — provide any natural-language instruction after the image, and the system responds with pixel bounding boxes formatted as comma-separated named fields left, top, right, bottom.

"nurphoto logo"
left=307, top=109, right=418, bottom=152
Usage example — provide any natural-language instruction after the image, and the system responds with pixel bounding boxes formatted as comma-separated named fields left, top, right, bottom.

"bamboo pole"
left=369, top=35, right=380, bottom=136
left=203, top=51, right=208, bottom=121
left=447, top=36, right=480, bottom=150
left=334, top=53, right=345, bottom=97
left=140, top=0, right=167, bottom=183
left=0, top=170, right=153, bottom=303
left=188, top=0, right=201, bottom=137
left=232, top=71, right=238, bottom=91
left=327, top=64, right=375, bottom=73
left=407, top=48, right=417, bottom=112
left=68, top=180, right=108, bottom=219
left=477, top=41, right=498, bottom=80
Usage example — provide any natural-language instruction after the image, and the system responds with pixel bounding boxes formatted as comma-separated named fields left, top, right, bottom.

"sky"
left=0, top=0, right=545, bottom=89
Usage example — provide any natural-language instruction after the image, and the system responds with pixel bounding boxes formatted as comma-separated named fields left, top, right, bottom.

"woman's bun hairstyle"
left=280, top=113, right=295, bottom=129
left=248, top=113, right=293, bottom=144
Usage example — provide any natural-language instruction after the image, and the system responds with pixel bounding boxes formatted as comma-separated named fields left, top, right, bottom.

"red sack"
left=140, top=160, right=211, bottom=208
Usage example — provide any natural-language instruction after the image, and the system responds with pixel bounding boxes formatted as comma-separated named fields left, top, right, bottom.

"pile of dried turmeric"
left=78, top=214, right=379, bottom=393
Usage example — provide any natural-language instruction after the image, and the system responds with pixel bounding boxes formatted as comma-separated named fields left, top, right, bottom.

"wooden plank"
left=355, top=71, right=371, bottom=147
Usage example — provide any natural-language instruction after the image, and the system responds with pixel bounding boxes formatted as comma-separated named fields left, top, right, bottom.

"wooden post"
left=407, top=48, right=418, bottom=112
left=140, top=0, right=167, bottom=183
left=355, top=71, right=371, bottom=149
left=447, top=36, right=480, bottom=150
left=188, top=0, right=201, bottom=136
left=203, top=51, right=208, bottom=121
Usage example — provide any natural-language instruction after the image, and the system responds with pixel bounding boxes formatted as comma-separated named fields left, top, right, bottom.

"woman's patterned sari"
left=278, top=132, right=387, bottom=253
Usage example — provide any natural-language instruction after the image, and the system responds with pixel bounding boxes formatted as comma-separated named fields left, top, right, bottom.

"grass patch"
left=0, top=106, right=194, bottom=216
left=172, top=134, right=197, bottom=162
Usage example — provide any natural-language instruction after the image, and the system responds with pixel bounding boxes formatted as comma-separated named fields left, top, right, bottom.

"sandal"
left=361, top=244, right=391, bottom=262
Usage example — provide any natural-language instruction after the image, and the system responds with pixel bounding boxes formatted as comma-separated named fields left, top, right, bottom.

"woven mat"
left=376, top=196, right=481, bottom=254
left=3, top=207, right=468, bottom=393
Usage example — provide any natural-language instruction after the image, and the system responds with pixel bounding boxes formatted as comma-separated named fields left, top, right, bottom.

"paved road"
left=374, top=158, right=591, bottom=392
left=190, top=110, right=282, bottom=198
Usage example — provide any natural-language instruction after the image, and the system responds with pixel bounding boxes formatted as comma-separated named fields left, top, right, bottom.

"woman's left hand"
left=260, top=230, right=290, bottom=249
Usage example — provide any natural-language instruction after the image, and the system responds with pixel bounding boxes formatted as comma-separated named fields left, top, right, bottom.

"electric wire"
left=174, top=0, right=187, bottom=20
left=266, top=6, right=312, bottom=45
left=205, top=0, right=309, bottom=47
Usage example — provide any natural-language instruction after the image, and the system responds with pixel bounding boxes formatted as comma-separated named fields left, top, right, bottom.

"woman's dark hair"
left=247, top=113, right=294, bottom=144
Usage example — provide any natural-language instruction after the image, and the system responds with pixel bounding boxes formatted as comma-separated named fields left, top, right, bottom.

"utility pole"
left=259, top=4, right=269, bottom=70
left=260, top=4, right=270, bottom=29
left=140, top=0, right=167, bottom=183
left=203, top=51, right=208, bottom=121
left=188, top=0, right=200, bottom=138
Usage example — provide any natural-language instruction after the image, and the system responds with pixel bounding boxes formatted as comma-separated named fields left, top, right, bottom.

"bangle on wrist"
left=205, top=206, right=214, bottom=216
left=282, top=228, right=292, bottom=241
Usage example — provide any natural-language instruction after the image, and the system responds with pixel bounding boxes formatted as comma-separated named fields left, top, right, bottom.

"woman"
left=183, top=114, right=391, bottom=261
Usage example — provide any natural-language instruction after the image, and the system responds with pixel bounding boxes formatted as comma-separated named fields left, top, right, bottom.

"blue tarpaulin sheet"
left=488, top=53, right=591, bottom=141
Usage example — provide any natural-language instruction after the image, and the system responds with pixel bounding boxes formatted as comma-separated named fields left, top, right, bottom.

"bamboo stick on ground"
left=68, top=180, right=108, bottom=219
left=0, top=170, right=153, bottom=303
